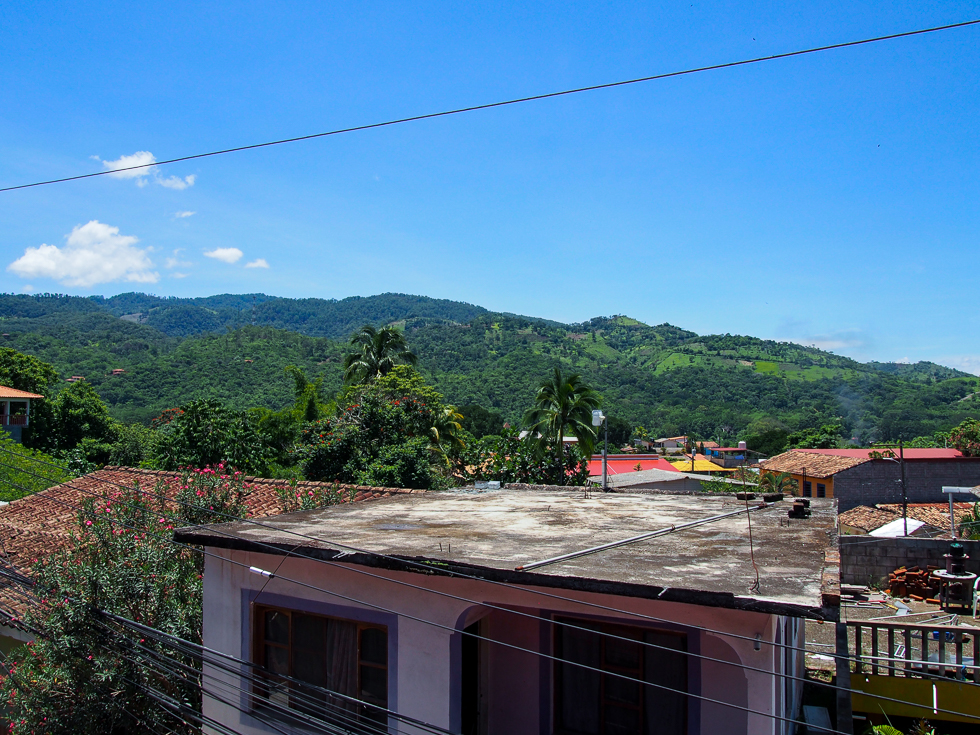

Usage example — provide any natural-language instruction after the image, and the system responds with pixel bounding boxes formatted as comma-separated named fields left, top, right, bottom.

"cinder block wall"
left=840, top=536, right=980, bottom=585
left=834, top=459, right=980, bottom=512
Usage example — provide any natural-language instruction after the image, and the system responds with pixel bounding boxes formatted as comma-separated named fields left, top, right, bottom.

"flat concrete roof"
left=176, top=489, right=838, bottom=619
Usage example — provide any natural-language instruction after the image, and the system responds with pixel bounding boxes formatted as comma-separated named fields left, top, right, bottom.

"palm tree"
left=343, top=325, right=418, bottom=384
left=523, top=368, right=601, bottom=483
left=429, top=405, right=467, bottom=469
left=759, top=471, right=797, bottom=496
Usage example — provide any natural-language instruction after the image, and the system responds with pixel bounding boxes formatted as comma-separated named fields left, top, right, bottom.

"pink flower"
left=85, top=520, right=92, bottom=526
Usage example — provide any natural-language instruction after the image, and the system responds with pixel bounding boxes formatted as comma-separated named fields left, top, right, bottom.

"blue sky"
left=1, top=2, right=978, bottom=371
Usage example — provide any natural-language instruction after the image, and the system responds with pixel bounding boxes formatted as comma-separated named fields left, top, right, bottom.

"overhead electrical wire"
left=0, top=467, right=842, bottom=732
left=2, top=450, right=976, bottom=694
left=0, top=18, right=977, bottom=194
left=1, top=465, right=978, bottom=727
left=0, top=445, right=826, bottom=652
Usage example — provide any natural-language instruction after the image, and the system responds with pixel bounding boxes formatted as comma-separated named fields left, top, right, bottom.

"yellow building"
left=758, top=450, right=868, bottom=499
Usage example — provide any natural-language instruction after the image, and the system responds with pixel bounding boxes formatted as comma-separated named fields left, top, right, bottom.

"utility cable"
left=0, top=447, right=825, bottom=653
left=0, top=18, right=976, bottom=193
left=2, top=476, right=976, bottom=729
left=3, top=452, right=974, bottom=693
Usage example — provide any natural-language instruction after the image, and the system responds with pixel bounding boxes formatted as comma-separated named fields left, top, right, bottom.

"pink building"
left=179, top=489, right=839, bottom=735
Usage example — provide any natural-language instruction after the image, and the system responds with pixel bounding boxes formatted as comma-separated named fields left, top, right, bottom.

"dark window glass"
left=816, top=484, right=826, bottom=498
left=555, top=618, right=686, bottom=735
left=803, top=481, right=812, bottom=497
left=253, top=605, right=387, bottom=731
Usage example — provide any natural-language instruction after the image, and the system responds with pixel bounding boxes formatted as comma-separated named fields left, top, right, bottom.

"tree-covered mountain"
left=0, top=292, right=975, bottom=443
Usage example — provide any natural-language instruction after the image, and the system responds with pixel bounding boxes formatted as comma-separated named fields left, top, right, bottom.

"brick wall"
left=833, top=459, right=980, bottom=512
left=840, top=535, right=980, bottom=585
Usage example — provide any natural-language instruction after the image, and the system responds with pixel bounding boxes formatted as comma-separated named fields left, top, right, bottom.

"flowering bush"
left=174, top=464, right=252, bottom=526
left=461, top=427, right=590, bottom=486
left=295, top=371, right=453, bottom=490
left=0, top=483, right=201, bottom=734
left=949, top=418, right=980, bottom=457
left=274, top=478, right=356, bottom=514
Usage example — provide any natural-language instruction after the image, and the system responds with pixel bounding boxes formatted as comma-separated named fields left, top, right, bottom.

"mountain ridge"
left=0, top=292, right=974, bottom=443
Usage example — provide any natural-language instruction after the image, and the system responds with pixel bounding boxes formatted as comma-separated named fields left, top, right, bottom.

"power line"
left=0, top=449, right=962, bottom=695
left=0, top=447, right=828, bottom=652
left=2, top=468, right=978, bottom=728
left=1, top=18, right=977, bottom=194
left=0, top=471, right=844, bottom=732
left=3, top=449, right=974, bottom=689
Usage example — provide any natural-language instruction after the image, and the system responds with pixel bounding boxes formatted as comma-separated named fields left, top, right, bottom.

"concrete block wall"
left=834, top=459, right=980, bottom=512
left=840, top=536, right=980, bottom=585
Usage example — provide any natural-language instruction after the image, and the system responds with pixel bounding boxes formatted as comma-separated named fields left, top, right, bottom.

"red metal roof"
left=587, top=457, right=680, bottom=476
left=0, top=386, right=43, bottom=399
left=795, top=448, right=965, bottom=460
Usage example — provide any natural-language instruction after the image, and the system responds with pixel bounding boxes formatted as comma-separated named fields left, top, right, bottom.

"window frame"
left=552, top=616, right=688, bottom=735
left=251, top=603, right=389, bottom=726
left=802, top=481, right=812, bottom=497
left=816, top=483, right=826, bottom=498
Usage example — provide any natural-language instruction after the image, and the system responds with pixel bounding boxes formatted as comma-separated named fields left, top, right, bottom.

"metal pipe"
left=515, top=503, right=771, bottom=571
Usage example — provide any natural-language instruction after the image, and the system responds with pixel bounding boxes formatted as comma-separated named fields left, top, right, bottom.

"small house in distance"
left=177, top=487, right=839, bottom=735
left=0, top=385, right=43, bottom=443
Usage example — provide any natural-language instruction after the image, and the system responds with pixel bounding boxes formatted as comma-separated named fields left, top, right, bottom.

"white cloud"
left=165, top=248, right=192, bottom=270
left=158, top=174, right=196, bottom=190
left=7, top=221, right=158, bottom=287
left=20, top=285, right=34, bottom=293
left=245, top=258, right=269, bottom=269
left=97, top=151, right=196, bottom=189
left=174, top=211, right=196, bottom=218
left=172, top=272, right=189, bottom=279
left=102, top=151, right=157, bottom=180
left=204, top=247, right=243, bottom=264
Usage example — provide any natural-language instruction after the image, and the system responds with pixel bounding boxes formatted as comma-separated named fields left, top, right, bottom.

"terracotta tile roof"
left=838, top=505, right=902, bottom=533
left=760, top=450, right=870, bottom=478
left=878, top=503, right=975, bottom=535
left=0, top=386, right=43, bottom=399
left=838, top=502, right=976, bottom=536
left=0, top=467, right=423, bottom=623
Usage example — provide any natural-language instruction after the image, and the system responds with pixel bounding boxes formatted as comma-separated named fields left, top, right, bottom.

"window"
left=253, top=605, right=388, bottom=729
left=816, top=483, right=826, bottom=498
left=802, top=481, right=812, bottom=497
left=554, top=618, right=686, bottom=735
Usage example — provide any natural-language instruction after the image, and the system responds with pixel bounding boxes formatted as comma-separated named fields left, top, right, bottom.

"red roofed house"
left=586, top=454, right=680, bottom=477
left=761, top=448, right=980, bottom=511
left=0, top=385, right=43, bottom=443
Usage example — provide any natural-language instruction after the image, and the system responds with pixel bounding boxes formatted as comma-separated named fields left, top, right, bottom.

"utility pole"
left=592, top=410, right=608, bottom=491
left=900, top=440, right=908, bottom=536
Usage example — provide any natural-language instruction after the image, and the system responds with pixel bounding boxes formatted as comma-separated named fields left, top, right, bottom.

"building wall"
left=202, top=548, right=801, bottom=735
left=840, top=536, right=980, bottom=585
left=834, top=459, right=980, bottom=512
left=759, top=470, right=835, bottom=499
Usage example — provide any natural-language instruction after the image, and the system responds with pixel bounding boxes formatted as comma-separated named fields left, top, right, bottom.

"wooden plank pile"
left=886, top=565, right=941, bottom=603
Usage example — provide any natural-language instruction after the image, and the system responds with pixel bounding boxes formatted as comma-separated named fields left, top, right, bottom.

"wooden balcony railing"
left=0, top=415, right=27, bottom=427
left=849, top=619, right=979, bottom=681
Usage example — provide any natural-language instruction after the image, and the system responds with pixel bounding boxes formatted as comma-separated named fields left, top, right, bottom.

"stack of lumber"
left=886, top=565, right=941, bottom=603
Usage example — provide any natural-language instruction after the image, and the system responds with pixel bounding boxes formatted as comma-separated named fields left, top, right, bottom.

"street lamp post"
left=592, top=410, right=608, bottom=491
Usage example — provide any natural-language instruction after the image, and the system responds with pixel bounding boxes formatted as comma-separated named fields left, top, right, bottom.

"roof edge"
left=175, top=530, right=836, bottom=621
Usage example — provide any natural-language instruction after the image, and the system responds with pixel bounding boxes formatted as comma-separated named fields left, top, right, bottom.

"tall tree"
left=343, top=325, right=417, bottom=385
left=523, top=368, right=600, bottom=483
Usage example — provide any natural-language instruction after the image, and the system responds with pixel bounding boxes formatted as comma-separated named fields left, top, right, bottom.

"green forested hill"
left=0, top=293, right=975, bottom=442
